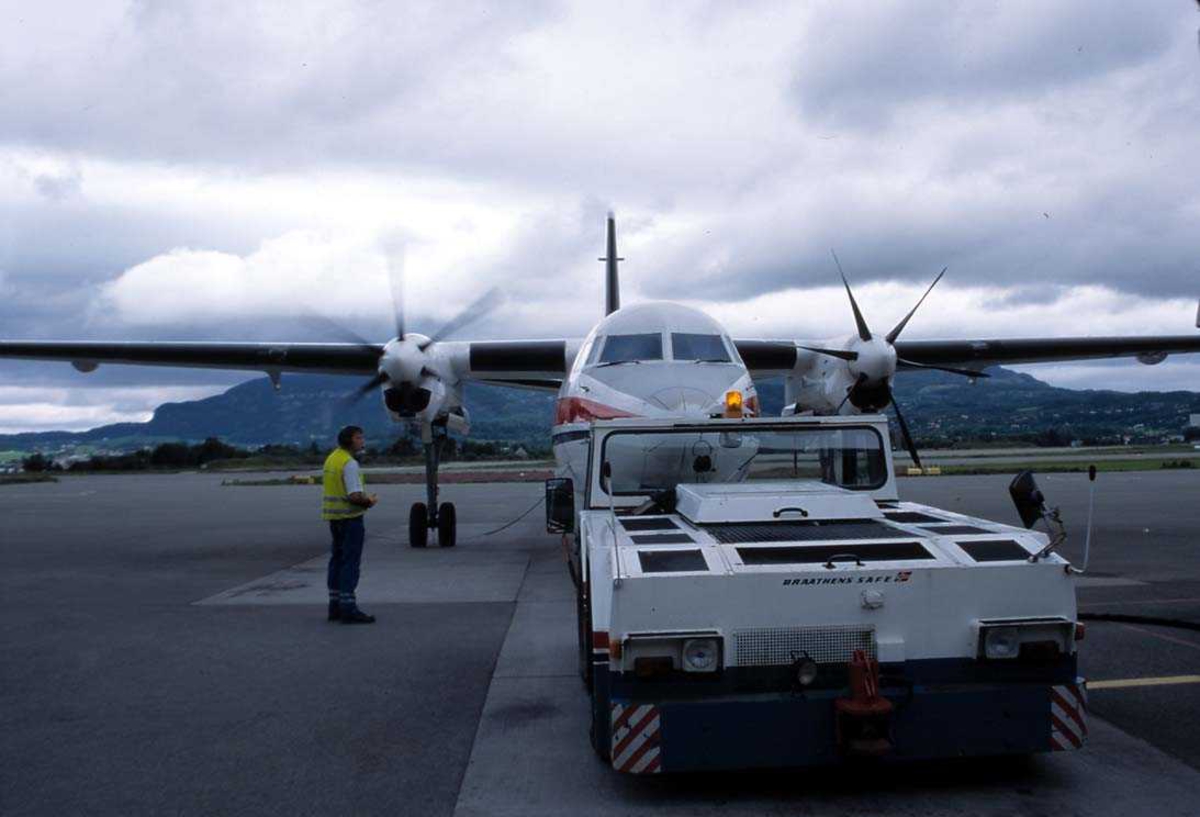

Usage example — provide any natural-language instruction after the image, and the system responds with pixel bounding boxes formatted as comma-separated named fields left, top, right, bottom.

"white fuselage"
left=549, top=302, right=759, bottom=493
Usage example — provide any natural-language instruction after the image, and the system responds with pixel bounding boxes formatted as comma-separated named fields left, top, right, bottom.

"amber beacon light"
left=723, top=390, right=744, bottom=418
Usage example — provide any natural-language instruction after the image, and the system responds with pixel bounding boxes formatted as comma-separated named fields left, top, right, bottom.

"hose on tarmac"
left=476, top=495, right=545, bottom=538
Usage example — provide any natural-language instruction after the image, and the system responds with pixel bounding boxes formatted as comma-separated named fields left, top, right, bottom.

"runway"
left=2, top=470, right=1198, bottom=816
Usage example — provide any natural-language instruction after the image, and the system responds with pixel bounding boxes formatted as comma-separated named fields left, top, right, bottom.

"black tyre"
left=437, top=502, right=457, bottom=548
left=590, top=705, right=610, bottom=762
left=576, top=590, right=593, bottom=692
left=409, top=502, right=428, bottom=548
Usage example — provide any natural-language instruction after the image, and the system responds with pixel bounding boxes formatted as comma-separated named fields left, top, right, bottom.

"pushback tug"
left=546, top=402, right=1088, bottom=773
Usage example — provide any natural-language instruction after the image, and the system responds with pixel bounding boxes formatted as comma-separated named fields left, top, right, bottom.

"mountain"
left=2, top=367, right=1197, bottom=452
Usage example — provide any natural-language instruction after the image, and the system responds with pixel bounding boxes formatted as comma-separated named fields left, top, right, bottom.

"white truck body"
left=552, top=415, right=1087, bottom=773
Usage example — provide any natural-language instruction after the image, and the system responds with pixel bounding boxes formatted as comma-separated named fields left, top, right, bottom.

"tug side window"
left=600, top=426, right=888, bottom=498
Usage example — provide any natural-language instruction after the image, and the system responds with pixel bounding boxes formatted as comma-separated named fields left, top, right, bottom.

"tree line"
left=21, top=436, right=551, bottom=473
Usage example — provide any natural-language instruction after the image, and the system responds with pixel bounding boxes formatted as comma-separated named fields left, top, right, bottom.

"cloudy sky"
left=1, top=1, right=1198, bottom=433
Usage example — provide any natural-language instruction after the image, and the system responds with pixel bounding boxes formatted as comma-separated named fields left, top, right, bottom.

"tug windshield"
left=600, top=425, right=887, bottom=495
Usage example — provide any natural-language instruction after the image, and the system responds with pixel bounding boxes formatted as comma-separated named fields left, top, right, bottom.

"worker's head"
left=337, top=425, right=365, bottom=453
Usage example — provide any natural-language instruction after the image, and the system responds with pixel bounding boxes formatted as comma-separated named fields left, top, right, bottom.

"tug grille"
left=734, top=625, right=876, bottom=667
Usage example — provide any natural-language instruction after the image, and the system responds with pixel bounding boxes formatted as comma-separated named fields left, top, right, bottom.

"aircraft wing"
left=892, top=335, right=1200, bottom=371
left=0, top=338, right=575, bottom=387
left=0, top=340, right=384, bottom=375
left=735, top=334, right=1200, bottom=379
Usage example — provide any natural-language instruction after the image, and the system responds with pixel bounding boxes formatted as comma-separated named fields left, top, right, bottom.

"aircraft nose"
left=649, top=386, right=717, bottom=415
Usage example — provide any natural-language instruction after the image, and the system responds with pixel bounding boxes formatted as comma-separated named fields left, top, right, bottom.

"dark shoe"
left=328, top=601, right=341, bottom=622
left=341, top=609, right=376, bottom=624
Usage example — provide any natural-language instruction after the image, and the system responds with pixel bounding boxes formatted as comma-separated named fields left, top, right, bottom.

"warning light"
left=724, top=390, right=744, bottom=418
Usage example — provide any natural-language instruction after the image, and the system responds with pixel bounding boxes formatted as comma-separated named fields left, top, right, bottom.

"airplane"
left=3, top=214, right=1198, bottom=548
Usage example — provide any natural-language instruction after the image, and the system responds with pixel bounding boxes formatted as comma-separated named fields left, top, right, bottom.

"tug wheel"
left=576, top=591, right=593, bottom=692
left=590, top=709, right=610, bottom=762
left=408, top=502, right=428, bottom=548
left=437, top=502, right=457, bottom=548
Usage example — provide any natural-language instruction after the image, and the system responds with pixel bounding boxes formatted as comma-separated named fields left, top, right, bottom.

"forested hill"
left=2, top=366, right=1197, bottom=452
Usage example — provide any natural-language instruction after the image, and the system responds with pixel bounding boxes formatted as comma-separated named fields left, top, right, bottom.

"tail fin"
left=599, top=212, right=623, bottom=315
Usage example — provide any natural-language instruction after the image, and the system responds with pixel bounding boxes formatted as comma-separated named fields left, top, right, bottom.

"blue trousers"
left=327, top=516, right=365, bottom=610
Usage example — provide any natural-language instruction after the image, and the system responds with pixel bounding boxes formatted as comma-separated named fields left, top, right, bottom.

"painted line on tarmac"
left=1089, top=675, right=1200, bottom=691
left=1119, top=622, right=1200, bottom=652
left=1079, top=597, right=1200, bottom=609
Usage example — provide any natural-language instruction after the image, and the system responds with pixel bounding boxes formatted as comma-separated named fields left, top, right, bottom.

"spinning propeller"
left=320, top=247, right=502, bottom=416
left=804, top=253, right=989, bottom=469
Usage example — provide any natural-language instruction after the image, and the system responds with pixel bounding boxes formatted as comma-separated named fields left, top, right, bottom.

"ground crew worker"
left=322, top=425, right=378, bottom=624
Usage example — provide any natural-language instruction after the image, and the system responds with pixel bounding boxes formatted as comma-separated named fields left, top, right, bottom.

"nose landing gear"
left=408, top=424, right=456, bottom=548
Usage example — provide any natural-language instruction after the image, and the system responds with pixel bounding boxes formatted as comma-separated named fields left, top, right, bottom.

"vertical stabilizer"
left=599, top=212, right=623, bottom=315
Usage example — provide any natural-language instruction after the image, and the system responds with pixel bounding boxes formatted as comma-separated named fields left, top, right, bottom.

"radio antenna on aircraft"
left=599, top=212, right=624, bottom=315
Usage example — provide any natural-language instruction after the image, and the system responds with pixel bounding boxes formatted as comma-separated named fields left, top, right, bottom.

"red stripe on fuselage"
left=555, top=397, right=638, bottom=425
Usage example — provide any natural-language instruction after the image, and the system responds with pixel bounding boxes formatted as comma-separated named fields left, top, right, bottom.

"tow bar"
left=834, top=649, right=894, bottom=757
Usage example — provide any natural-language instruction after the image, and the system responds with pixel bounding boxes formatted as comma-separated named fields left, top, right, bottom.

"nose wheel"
left=408, top=501, right=456, bottom=548
left=409, top=502, right=429, bottom=548
left=407, top=425, right=456, bottom=548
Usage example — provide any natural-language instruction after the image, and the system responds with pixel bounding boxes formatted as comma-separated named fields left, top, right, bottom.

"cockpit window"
left=597, top=333, right=663, bottom=364
left=585, top=336, right=604, bottom=366
left=671, top=333, right=731, bottom=362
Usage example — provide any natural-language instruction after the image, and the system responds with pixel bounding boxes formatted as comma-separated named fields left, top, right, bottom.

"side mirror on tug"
left=1008, top=470, right=1047, bottom=529
left=1009, top=469, right=1064, bottom=561
left=545, top=478, right=575, bottom=534
left=1009, top=467, right=1098, bottom=569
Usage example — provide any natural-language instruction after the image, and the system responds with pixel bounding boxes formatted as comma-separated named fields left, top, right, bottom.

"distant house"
left=1190, top=413, right=1200, bottom=428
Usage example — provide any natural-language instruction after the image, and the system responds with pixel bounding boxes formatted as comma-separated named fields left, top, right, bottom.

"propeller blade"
left=887, top=385, right=922, bottom=470
left=345, top=371, right=389, bottom=405
left=798, top=345, right=859, bottom=362
left=382, top=240, right=406, bottom=341
left=897, top=358, right=990, bottom=379
left=886, top=267, right=946, bottom=344
left=835, top=373, right=868, bottom=414
left=831, top=250, right=872, bottom=342
left=419, top=287, right=504, bottom=351
left=298, top=314, right=381, bottom=355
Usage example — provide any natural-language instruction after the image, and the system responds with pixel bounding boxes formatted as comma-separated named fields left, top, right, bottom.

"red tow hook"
left=834, top=649, right=895, bottom=757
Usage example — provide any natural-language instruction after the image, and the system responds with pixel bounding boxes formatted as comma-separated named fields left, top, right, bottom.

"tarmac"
left=2, top=469, right=1199, bottom=816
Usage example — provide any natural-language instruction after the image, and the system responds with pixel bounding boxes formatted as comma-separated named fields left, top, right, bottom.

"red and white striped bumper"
left=610, top=703, right=663, bottom=774
left=1050, top=679, right=1088, bottom=751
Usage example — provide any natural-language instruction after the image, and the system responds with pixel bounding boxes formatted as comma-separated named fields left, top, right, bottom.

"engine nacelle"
left=384, top=381, right=432, bottom=415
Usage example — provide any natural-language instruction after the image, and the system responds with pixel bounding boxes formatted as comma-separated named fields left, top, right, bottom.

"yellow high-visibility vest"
left=321, top=448, right=366, bottom=520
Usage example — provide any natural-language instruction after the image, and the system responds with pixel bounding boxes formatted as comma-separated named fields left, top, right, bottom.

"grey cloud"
left=0, top=1, right=557, bottom=173
left=1, top=1, right=1197, bottom=420
left=33, top=168, right=82, bottom=201
left=790, top=1, right=1181, bottom=128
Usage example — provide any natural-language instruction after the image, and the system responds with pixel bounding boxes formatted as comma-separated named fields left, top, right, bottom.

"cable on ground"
left=475, top=495, right=546, bottom=538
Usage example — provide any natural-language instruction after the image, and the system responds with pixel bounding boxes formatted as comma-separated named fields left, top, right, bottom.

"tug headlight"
left=983, top=627, right=1020, bottom=659
left=682, top=639, right=720, bottom=673
left=977, top=618, right=1075, bottom=661
left=623, top=632, right=723, bottom=676
left=796, top=656, right=819, bottom=686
